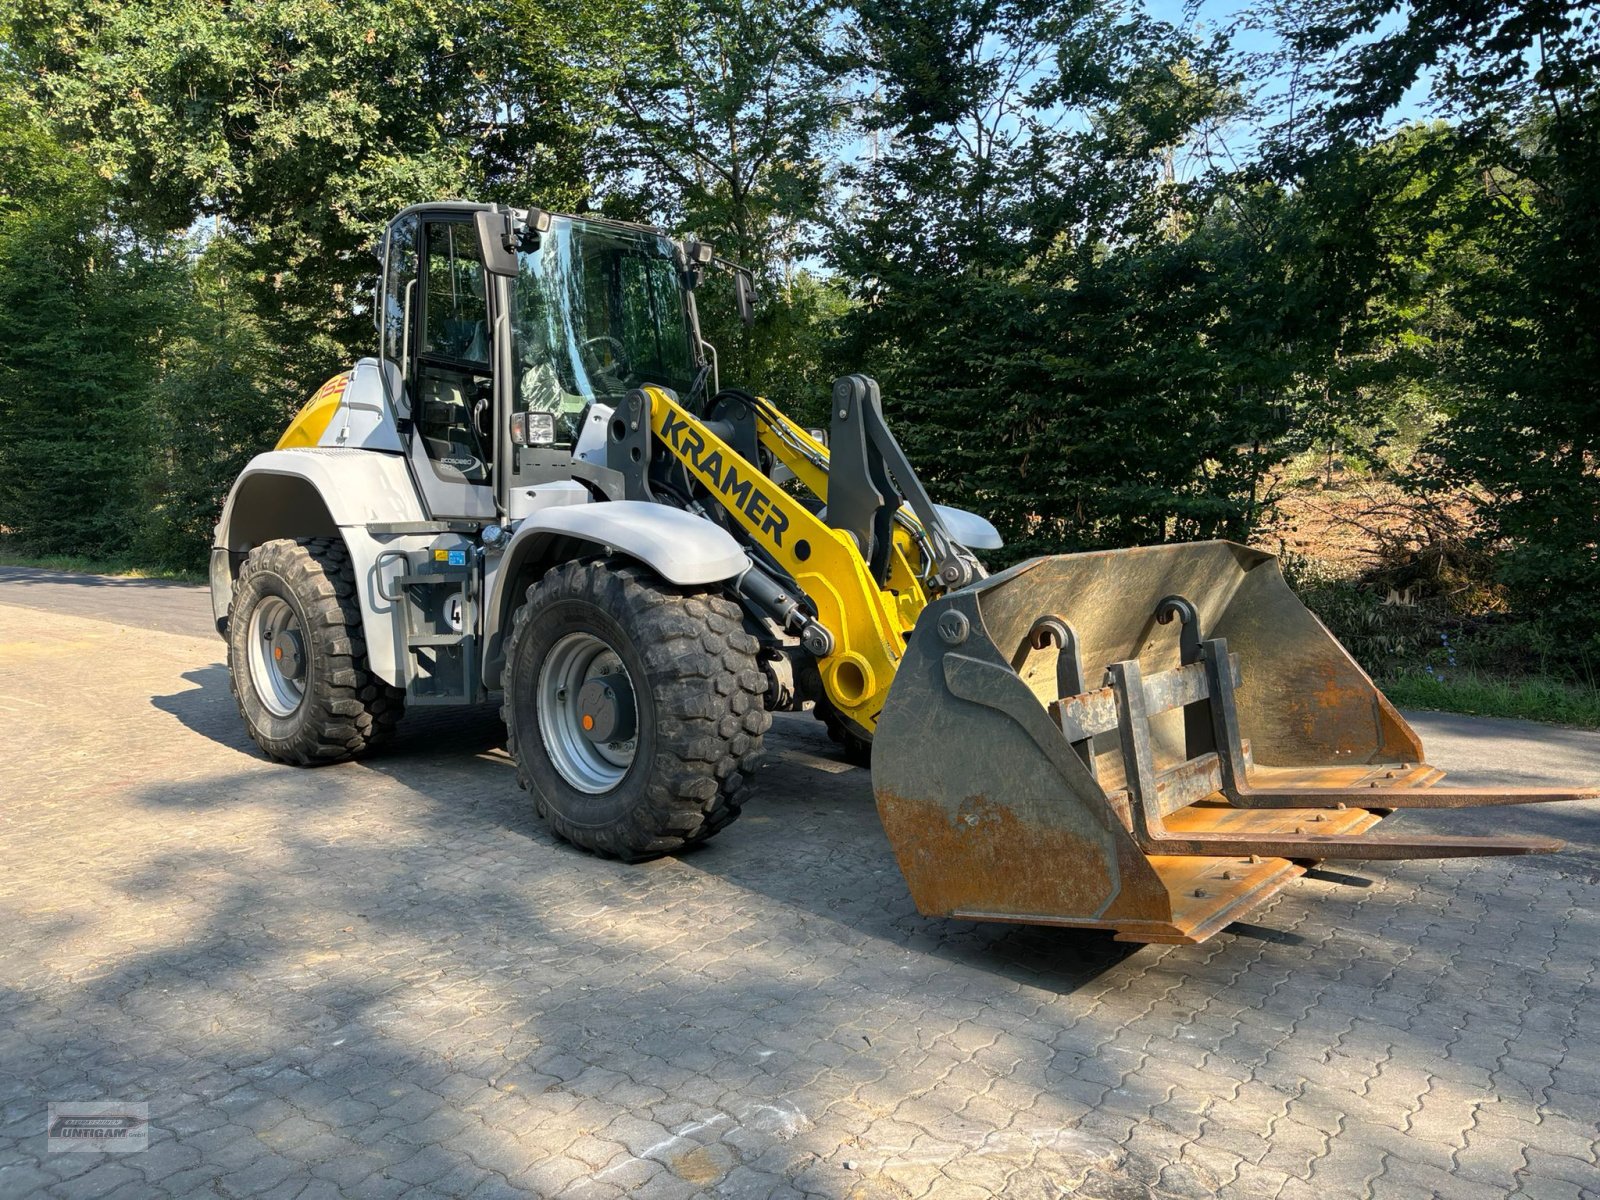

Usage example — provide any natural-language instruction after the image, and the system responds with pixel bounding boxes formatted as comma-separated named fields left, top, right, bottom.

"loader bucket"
left=872, top=541, right=1593, bottom=944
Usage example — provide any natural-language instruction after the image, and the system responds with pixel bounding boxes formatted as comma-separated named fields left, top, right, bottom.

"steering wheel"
left=581, top=335, right=631, bottom=382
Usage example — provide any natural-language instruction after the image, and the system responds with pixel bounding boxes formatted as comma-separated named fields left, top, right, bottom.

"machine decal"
left=275, top=371, right=351, bottom=450
left=658, top=407, right=791, bottom=544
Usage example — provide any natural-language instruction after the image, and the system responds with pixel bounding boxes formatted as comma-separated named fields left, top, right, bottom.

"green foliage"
left=0, top=86, right=179, bottom=558
left=137, top=237, right=299, bottom=569
left=1272, top=0, right=1600, bottom=655
left=831, top=0, right=1313, bottom=561
left=0, top=0, right=1592, bottom=683
left=1380, top=671, right=1600, bottom=728
left=592, top=0, right=854, bottom=412
left=5, top=0, right=615, bottom=393
left=597, top=0, right=847, bottom=263
left=1419, top=112, right=1600, bottom=647
left=0, top=539, right=204, bottom=583
left=1286, top=550, right=1599, bottom=719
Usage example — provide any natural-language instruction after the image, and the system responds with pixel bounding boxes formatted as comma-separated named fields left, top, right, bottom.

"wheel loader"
left=212, top=201, right=1592, bottom=944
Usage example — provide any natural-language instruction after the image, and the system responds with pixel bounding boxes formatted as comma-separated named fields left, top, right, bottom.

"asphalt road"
left=0, top=566, right=217, bottom=640
left=1, top=566, right=1596, bottom=1200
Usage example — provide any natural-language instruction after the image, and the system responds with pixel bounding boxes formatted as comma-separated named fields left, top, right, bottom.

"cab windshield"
left=511, top=216, right=699, bottom=443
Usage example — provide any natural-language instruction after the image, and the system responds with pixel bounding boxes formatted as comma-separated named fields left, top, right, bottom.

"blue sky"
left=1145, top=0, right=1439, bottom=129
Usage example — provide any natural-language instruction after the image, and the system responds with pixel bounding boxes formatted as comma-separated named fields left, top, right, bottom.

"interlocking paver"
left=1, top=584, right=1598, bottom=1198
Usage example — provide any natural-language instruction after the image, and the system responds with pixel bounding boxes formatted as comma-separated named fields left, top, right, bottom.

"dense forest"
left=0, top=0, right=1596, bottom=705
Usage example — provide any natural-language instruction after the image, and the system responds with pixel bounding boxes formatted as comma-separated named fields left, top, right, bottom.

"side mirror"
left=734, top=269, right=757, bottom=328
left=474, top=208, right=520, bottom=278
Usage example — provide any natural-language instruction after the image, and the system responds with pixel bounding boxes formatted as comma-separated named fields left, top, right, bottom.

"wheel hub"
left=269, top=629, right=305, bottom=682
left=577, top=673, right=636, bottom=744
left=246, top=594, right=308, bottom=718
left=537, top=632, right=640, bottom=794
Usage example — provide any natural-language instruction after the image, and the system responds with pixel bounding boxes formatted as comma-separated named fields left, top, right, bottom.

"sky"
left=834, top=0, right=1444, bottom=185
left=1145, top=0, right=1439, bottom=129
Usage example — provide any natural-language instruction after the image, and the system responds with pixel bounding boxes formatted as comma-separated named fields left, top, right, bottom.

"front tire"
left=227, top=537, right=404, bottom=764
left=502, top=560, right=770, bottom=860
left=813, top=698, right=873, bottom=768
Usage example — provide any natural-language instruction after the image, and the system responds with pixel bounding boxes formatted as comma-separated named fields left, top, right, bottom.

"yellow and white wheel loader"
left=213, top=202, right=1592, bottom=944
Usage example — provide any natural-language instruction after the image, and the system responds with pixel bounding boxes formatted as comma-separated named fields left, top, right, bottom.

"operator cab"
left=509, top=216, right=701, bottom=444
left=376, top=202, right=719, bottom=521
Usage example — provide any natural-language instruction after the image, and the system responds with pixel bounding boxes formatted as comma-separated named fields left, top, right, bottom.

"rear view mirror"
left=474, top=209, right=520, bottom=278
left=735, top=269, right=756, bottom=327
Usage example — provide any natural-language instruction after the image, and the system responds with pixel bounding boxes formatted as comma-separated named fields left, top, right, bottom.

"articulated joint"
left=737, top=565, right=835, bottom=658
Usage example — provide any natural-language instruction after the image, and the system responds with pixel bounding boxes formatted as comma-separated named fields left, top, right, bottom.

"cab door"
left=385, top=213, right=498, bottom=520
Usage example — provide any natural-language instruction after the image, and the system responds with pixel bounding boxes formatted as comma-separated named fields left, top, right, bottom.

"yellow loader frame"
left=644, top=386, right=934, bottom=735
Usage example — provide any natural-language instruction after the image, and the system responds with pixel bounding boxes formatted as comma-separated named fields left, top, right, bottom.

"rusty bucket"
left=872, top=541, right=1591, bottom=944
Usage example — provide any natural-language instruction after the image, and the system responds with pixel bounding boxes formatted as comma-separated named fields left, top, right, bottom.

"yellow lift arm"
left=643, top=386, right=927, bottom=736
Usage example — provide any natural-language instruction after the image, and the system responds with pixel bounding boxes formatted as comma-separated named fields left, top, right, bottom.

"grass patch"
left=0, top=545, right=204, bottom=584
left=1381, top=669, right=1600, bottom=728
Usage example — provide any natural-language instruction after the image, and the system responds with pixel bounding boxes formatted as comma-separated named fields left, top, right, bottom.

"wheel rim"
left=247, top=595, right=308, bottom=718
left=537, top=631, right=639, bottom=794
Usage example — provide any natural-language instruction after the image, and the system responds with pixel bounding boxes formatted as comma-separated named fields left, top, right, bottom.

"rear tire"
left=227, top=537, right=404, bottom=764
left=502, top=559, right=770, bottom=860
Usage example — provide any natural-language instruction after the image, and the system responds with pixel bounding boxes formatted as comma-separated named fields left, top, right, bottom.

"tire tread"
left=501, top=560, right=770, bottom=860
left=229, top=537, right=404, bottom=764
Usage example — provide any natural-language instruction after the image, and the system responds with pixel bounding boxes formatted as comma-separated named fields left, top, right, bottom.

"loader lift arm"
left=610, top=383, right=928, bottom=739
left=604, top=373, right=988, bottom=741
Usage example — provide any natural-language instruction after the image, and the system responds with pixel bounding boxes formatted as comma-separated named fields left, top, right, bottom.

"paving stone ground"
left=1, top=574, right=1597, bottom=1199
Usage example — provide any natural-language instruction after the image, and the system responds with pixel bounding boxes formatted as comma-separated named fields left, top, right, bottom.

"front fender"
left=504, top=502, right=747, bottom=587
left=932, top=503, right=1003, bottom=551
left=214, top=449, right=424, bottom=554
left=483, top=502, right=748, bottom=689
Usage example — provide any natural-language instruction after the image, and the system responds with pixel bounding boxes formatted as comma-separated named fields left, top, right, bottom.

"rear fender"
left=483, top=502, right=747, bottom=689
left=212, top=448, right=428, bottom=686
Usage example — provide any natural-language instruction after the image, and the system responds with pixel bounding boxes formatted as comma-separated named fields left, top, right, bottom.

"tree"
left=1282, top=0, right=1600, bottom=641
left=831, top=0, right=1308, bottom=560
left=591, top=0, right=855, bottom=410
left=0, top=84, right=180, bottom=557
left=137, top=236, right=297, bottom=570
left=1, top=0, right=633, bottom=566
left=4, top=0, right=615, bottom=396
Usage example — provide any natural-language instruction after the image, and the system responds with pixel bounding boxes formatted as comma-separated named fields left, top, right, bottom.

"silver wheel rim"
left=538, top=631, right=638, bottom=794
left=247, top=595, right=307, bottom=718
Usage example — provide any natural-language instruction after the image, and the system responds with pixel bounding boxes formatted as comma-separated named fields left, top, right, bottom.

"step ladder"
left=379, top=550, right=481, bottom=706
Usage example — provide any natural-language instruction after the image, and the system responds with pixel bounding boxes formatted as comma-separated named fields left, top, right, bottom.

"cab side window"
left=416, top=221, right=493, bottom=482
left=423, top=224, right=490, bottom=365
left=381, top=216, right=419, bottom=370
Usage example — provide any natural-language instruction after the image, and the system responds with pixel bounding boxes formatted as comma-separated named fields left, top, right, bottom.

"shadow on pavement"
left=147, top=667, right=1142, bottom=995
left=10, top=677, right=1598, bottom=1199
left=151, top=667, right=508, bottom=763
